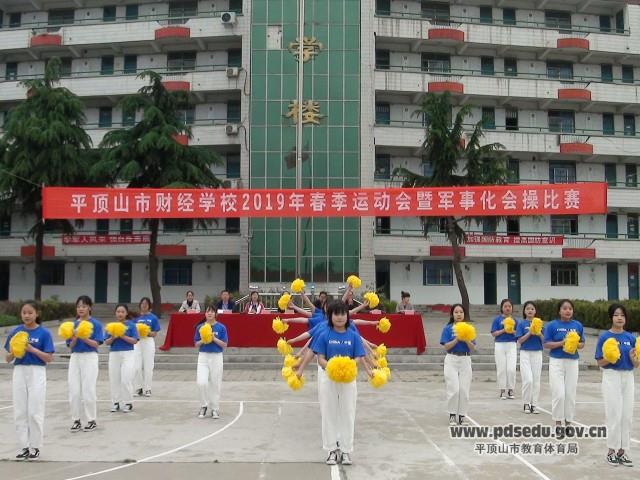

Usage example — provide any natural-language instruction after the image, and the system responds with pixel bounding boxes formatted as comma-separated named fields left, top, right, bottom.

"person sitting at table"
left=244, top=292, right=265, bottom=314
left=179, top=291, right=201, bottom=313
left=215, top=290, right=235, bottom=312
left=396, top=291, right=414, bottom=313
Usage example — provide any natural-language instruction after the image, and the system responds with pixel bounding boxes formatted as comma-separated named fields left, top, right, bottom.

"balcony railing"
left=373, top=230, right=639, bottom=243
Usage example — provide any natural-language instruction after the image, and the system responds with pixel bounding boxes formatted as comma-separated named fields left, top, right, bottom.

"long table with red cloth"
left=159, top=313, right=426, bottom=354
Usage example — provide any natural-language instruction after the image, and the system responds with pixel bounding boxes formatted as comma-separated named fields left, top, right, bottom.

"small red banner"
left=62, top=234, right=150, bottom=245
left=42, top=184, right=607, bottom=219
left=464, top=234, right=565, bottom=246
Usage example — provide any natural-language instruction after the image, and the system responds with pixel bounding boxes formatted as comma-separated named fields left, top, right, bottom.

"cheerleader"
left=134, top=297, right=161, bottom=397
left=440, top=303, right=475, bottom=426
left=105, top=304, right=139, bottom=413
left=543, top=299, right=585, bottom=426
left=194, top=305, right=228, bottom=419
left=4, top=301, right=54, bottom=460
left=516, top=301, right=543, bottom=415
left=491, top=299, right=518, bottom=400
left=594, top=303, right=639, bottom=467
left=67, top=295, right=105, bottom=432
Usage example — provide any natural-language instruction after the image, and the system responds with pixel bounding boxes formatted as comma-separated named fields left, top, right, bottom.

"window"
left=551, top=263, right=578, bottom=286
left=601, top=64, right=613, bottom=82
left=507, top=218, right=520, bottom=235
left=625, top=164, right=637, bottom=187
left=59, top=58, right=72, bottom=77
left=98, top=107, right=112, bottom=128
left=483, top=217, right=497, bottom=234
left=480, top=6, right=493, bottom=24
left=226, top=153, right=240, bottom=178
left=122, top=107, right=136, bottom=127
left=622, top=65, right=634, bottom=84
left=126, top=4, right=139, bottom=20
left=481, top=107, right=495, bottom=130
left=103, top=5, right=116, bottom=22
left=545, top=10, right=572, bottom=33
left=123, top=55, right=137, bottom=74
left=605, top=163, right=617, bottom=186
left=228, top=49, right=242, bottom=68
left=374, top=154, right=391, bottom=179
left=424, top=260, right=453, bottom=285
left=421, top=53, right=450, bottom=73
left=624, top=115, right=636, bottom=136
left=96, top=219, right=110, bottom=235
left=502, top=8, right=516, bottom=26
left=120, top=219, right=133, bottom=234
left=376, top=0, right=391, bottom=15
left=9, top=12, right=21, bottom=28
left=628, top=214, right=639, bottom=239
left=101, top=56, right=114, bottom=75
left=5, top=62, right=17, bottom=81
left=0, top=216, right=10, bottom=236
left=504, top=58, right=517, bottom=76
left=168, top=1, right=197, bottom=24
left=549, top=110, right=575, bottom=133
left=421, top=1, right=450, bottom=24
left=603, top=113, right=614, bottom=135
left=551, top=215, right=578, bottom=235
left=506, top=108, right=518, bottom=131
left=616, top=10, right=625, bottom=34
left=599, top=15, right=611, bottom=32
left=375, top=49, right=390, bottom=70
left=163, top=219, right=193, bottom=232
left=549, top=161, right=576, bottom=183
left=507, top=159, right=519, bottom=183
left=547, top=61, right=573, bottom=80
left=425, top=217, right=447, bottom=233
left=375, top=103, right=390, bottom=125
left=227, top=101, right=241, bottom=123
left=226, top=218, right=240, bottom=233
left=167, top=51, right=197, bottom=72
left=376, top=217, right=391, bottom=234
left=48, top=9, right=75, bottom=27
left=607, top=214, right=619, bottom=239
left=422, top=159, right=434, bottom=178
left=481, top=56, right=494, bottom=75
left=41, top=261, right=65, bottom=286
left=163, top=260, right=192, bottom=286
left=177, top=107, right=195, bottom=125
left=229, top=0, right=243, bottom=13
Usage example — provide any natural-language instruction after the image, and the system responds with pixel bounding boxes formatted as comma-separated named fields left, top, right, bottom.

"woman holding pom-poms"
left=105, top=304, right=139, bottom=414
left=4, top=301, right=54, bottom=460
left=134, top=297, right=161, bottom=397
left=491, top=298, right=518, bottom=400
left=67, top=295, right=104, bottom=433
left=543, top=299, right=585, bottom=427
left=194, top=305, right=228, bottom=419
left=594, top=304, right=639, bottom=466
left=440, top=303, right=475, bottom=426
left=516, top=301, right=544, bottom=415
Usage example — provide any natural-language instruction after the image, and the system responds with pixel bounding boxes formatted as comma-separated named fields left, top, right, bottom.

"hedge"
left=532, top=299, right=640, bottom=332
left=0, top=314, right=19, bottom=327
left=0, top=299, right=77, bottom=324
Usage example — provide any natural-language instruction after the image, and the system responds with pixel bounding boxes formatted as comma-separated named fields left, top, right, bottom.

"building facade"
left=0, top=0, right=639, bottom=304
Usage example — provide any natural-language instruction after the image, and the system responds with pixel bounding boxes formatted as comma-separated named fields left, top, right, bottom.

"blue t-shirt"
left=595, top=331, right=637, bottom=371
left=440, top=323, right=476, bottom=353
left=312, top=328, right=366, bottom=360
left=194, top=322, right=228, bottom=353
left=516, top=319, right=544, bottom=351
left=308, top=321, right=359, bottom=352
left=106, top=321, right=139, bottom=352
left=4, top=325, right=55, bottom=366
left=67, top=317, right=104, bottom=353
left=308, top=311, right=326, bottom=330
left=136, top=312, right=161, bottom=333
left=491, top=315, right=517, bottom=342
left=543, top=319, right=585, bottom=360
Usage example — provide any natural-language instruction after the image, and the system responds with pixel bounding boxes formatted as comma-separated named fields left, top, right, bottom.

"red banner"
left=62, top=234, right=150, bottom=245
left=42, top=184, right=607, bottom=219
left=464, top=234, right=564, bottom=246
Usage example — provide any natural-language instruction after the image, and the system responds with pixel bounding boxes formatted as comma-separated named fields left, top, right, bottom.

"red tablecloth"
left=159, top=313, right=426, bottom=354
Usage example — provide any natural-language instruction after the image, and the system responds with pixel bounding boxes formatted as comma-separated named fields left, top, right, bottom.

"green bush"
left=0, top=314, right=19, bottom=327
left=0, top=298, right=76, bottom=323
left=532, top=299, right=640, bottom=332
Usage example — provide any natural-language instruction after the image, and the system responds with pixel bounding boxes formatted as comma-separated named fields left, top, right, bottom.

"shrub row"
left=533, top=299, right=640, bottom=332
left=0, top=298, right=77, bottom=325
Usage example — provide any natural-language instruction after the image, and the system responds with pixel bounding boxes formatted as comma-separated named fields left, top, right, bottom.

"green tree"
left=0, top=58, right=93, bottom=300
left=91, top=71, right=222, bottom=310
left=394, top=92, right=508, bottom=316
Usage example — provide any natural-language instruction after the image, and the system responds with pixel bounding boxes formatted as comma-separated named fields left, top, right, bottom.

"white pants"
left=196, top=352, right=223, bottom=410
left=602, top=368, right=635, bottom=451
left=13, top=365, right=46, bottom=449
left=520, top=350, right=543, bottom=407
left=319, top=369, right=357, bottom=453
left=109, top=350, right=136, bottom=405
left=135, top=337, right=156, bottom=391
left=443, top=354, right=472, bottom=416
left=494, top=342, right=517, bottom=391
left=549, top=357, right=579, bottom=422
left=68, top=352, right=99, bottom=422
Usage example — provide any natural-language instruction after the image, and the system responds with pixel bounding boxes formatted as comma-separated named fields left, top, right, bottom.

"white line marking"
left=61, top=401, right=244, bottom=480
left=16, top=398, right=319, bottom=405
left=330, top=464, right=341, bottom=480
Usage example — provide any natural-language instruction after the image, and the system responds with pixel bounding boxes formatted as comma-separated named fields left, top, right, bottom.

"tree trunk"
left=447, top=216, right=470, bottom=319
left=34, top=222, right=44, bottom=301
left=148, top=219, right=162, bottom=312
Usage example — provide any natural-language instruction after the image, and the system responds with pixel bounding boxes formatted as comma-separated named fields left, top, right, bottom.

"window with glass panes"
left=41, top=262, right=65, bottom=285
left=226, top=153, right=240, bottom=178
left=550, top=215, right=578, bottom=235
left=549, top=161, right=576, bottom=183
left=124, top=55, right=137, bottom=74
left=375, top=103, right=390, bottom=124
left=545, top=10, right=572, bottom=33
left=163, top=260, right=192, bottom=285
left=0, top=216, right=10, bottom=237
left=48, top=9, right=74, bottom=27
left=628, top=214, right=639, bottom=239
left=376, top=217, right=391, bottom=234
left=481, top=57, right=494, bottom=75
left=163, top=219, right=193, bottom=232
left=375, top=154, right=390, bottom=179
left=5, top=62, right=17, bottom=81
left=9, top=12, right=21, bottom=27
left=601, top=64, right=613, bottom=82
left=227, top=101, right=241, bottom=123
left=502, top=8, right=516, bottom=25
left=103, top=6, right=116, bottom=22
left=229, top=0, right=243, bottom=13
left=551, top=263, right=578, bottom=286
left=624, top=115, right=636, bottom=136
left=375, top=50, right=390, bottom=70
left=101, top=56, right=114, bottom=75
left=167, top=51, right=196, bottom=71
left=98, top=107, right=112, bottom=127
left=625, top=164, right=637, bottom=187
left=126, top=4, right=139, bottom=20
left=481, top=107, right=495, bottom=129
left=547, top=61, right=573, bottom=80
left=168, top=1, right=197, bottom=24
left=228, top=49, right=242, bottom=67
left=549, top=110, right=575, bottom=133
left=423, top=261, right=453, bottom=285
left=622, top=65, right=634, bottom=83
left=421, top=1, right=450, bottom=24
left=504, top=58, right=517, bottom=76
left=421, top=53, right=450, bottom=72
left=479, top=6, right=492, bottom=23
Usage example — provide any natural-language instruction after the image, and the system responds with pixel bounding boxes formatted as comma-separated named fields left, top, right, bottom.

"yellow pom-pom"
left=382, top=367, right=391, bottom=380
left=287, top=374, right=304, bottom=391
left=503, top=317, right=516, bottom=334
left=453, top=321, right=477, bottom=342
left=363, top=292, right=380, bottom=309
left=199, top=323, right=214, bottom=344
left=346, top=275, right=362, bottom=289
left=283, top=354, right=299, bottom=368
left=376, top=343, right=387, bottom=358
left=291, top=278, right=305, bottom=293
left=602, top=337, right=621, bottom=364
left=76, top=320, right=94, bottom=339
left=530, top=317, right=543, bottom=336
left=278, top=293, right=291, bottom=311
left=272, top=317, right=289, bottom=335
left=9, top=331, right=29, bottom=359
left=636, top=337, right=640, bottom=358
left=377, top=317, right=391, bottom=333
left=136, top=323, right=151, bottom=338
left=563, top=331, right=581, bottom=355
left=277, top=338, right=293, bottom=356
left=369, top=368, right=388, bottom=388
left=58, top=321, right=75, bottom=340
left=281, top=366, right=294, bottom=379
left=376, top=357, right=388, bottom=368
left=326, top=356, right=358, bottom=383
left=105, top=322, right=126, bottom=338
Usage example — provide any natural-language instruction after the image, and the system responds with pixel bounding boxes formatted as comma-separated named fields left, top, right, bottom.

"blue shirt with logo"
left=516, top=319, right=544, bottom=351
left=194, top=321, right=228, bottom=353
left=491, top=315, right=518, bottom=343
left=543, top=319, right=585, bottom=360
left=312, top=328, right=366, bottom=360
left=595, top=331, right=637, bottom=371
left=136, top=312, right=161, bottom=333
left=440, top=323, right=476, bottom=354
left=67, top=317, right=104, bottom=353
left=105, top=321, right=139, bottom=352
left=4, top=325, right=55, bottom=366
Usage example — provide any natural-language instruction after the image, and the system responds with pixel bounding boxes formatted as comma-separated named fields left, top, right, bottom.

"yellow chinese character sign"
left=288, top=36, right=324, bottom=63
left=286, top=100, right=324, bottom=125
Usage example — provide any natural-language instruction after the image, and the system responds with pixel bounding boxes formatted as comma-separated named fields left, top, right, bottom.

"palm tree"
left=0, top=58, right=93, bottom=300
left=394, top=92, right=509, bottom=316
left=91, top=71, right=222, bottom=311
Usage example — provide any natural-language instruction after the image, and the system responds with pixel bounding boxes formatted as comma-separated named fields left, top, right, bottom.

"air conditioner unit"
left=226, top=123, right=239, bottom=135
left=226, top=67, right=240, bottom=78
left=220, top=12, right=237, bottom=24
